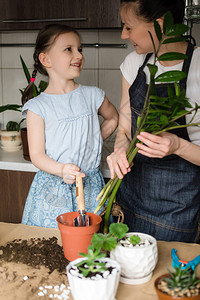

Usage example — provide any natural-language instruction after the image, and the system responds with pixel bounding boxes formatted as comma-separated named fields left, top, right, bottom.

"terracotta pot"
left=20, top=127, right=31, bottom=161
left=154, top=274, right=200, bottom=300
left=56, top=212, right=102, bottom=261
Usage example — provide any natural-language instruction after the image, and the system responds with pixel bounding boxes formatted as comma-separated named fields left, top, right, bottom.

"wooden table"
left=0, top=222, right=200, bottom=300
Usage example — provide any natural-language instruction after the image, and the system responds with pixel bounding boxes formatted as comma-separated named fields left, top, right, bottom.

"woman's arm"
left=106, top=76, right=132, bottom=179
left=98, top=96, right=119, bottom=140
left=136, top=131, right=200, bottom=166
left=27, top=110, right=85, bottom=184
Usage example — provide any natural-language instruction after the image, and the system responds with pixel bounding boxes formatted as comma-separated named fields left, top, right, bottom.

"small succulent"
left=158, top=266, right=200, bottom=298
left=76, top=248, right=107, bottom=277
left=166, top=266, right=200, bottom=290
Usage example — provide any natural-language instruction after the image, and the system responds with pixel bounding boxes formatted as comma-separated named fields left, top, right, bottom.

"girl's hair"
left=120, top=0, right=185, bottom=24
left=21, top=24, right=80, bottom=105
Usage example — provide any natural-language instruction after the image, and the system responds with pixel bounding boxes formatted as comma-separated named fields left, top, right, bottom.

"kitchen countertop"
left=0, top=148, right=111, bottom=178
left=0, top=222, right=200, bottom=300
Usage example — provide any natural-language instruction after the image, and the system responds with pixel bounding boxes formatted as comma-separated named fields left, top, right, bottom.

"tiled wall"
left=0, top=29, right=132, bottom=130
left=0, top=25, right=199, bottom=131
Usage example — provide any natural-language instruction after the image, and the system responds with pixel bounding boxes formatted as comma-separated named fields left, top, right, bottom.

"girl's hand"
left=107, top=147, right=131, bottom=179
left=62, top=164, right=85, bottom=184
left=136, top=131, right=180, bottom=158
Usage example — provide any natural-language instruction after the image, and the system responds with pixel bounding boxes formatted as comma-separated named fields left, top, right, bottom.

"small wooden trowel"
left=74, top=176, right=90, bottom=227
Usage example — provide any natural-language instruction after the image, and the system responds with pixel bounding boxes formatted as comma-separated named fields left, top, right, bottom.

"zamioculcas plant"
left=94, top=11, right=200, bottom=233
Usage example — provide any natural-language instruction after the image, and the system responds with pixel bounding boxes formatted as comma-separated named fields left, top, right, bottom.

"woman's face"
left=120, top=5, right=159, bottom=54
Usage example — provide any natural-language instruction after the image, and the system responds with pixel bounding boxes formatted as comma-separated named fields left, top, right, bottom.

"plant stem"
left=103, top=179, right=122, bottom=233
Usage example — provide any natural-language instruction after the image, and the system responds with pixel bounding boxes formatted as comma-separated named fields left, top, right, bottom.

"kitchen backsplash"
left=0, top=24, right=200, bottom=130
left=0, top=29, right=132, bottom=130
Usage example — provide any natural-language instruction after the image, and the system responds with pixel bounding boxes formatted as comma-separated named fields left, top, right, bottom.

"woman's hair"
left=120, top=0, right=185, bottom=24
left=21, top=24, right=80, bottom=105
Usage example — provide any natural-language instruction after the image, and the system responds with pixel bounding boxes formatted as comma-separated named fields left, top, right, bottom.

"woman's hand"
left=136, top=131, right=180, bottom=158
left=62, top=164, right=85, bottom=184
left=107, top=147, right=131, bottom=179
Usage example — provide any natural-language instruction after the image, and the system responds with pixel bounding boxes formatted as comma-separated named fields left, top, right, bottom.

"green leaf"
left=20, top=55, right=31, bottom=84
left=155, top=71, right=186, bottom=82
left=129, top=235, right=141, bottom=245
left=6, top=121, right=18, bottom=131
left=0, top=104, right=22, bottom=113
left=109, top=223, right=129, bottom=239
left=39, top=80, right=48, bottom=93
left=103, top=237, right=117, bottom=251
left=79, top=267, right=90, bottom=277
left=163, top=11, right=174, bottom=35
left=162, top=37, right=187, bottom=45
left=91, top=233, right=107, bottom=251
left=158, top=52, right=187, bottom=61
left=160, top=115, right=169, bottom=125
left=165, top=24, right=189, bottom=37
left=154, top=20, right=162, bottom=41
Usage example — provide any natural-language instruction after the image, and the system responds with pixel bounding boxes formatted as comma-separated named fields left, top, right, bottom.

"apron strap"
left=180, top=41, right=194, bottom=90
left=140, top=53, right=153, bottom=70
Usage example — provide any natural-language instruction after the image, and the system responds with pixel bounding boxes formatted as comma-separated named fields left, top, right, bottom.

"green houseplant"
left=66, top=223, right=127, bottom=300
left=154, top=265, right=200, bottom=299
left=19, top=55, right=48, bottom=160
left=94, top=12, right=200, bottom=233
left=0, top=104, right=25, bottom=151
left=67, top=222, right=157, bottom=300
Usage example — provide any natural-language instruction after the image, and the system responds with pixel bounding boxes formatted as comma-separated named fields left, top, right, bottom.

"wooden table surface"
left=0, top=222, right=200, bottom=300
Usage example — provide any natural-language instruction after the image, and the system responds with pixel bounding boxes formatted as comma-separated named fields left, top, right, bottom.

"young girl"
left=107, top=0, right=200, bottom=242
left=21, top=24, right=118, bottom=228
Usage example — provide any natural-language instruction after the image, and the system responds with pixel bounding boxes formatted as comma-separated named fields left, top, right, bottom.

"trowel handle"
left=76, top=176, right=85, bottom=211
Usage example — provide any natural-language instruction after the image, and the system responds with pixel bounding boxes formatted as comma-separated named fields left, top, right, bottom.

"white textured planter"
left=67, top=257, right=120, bottom=300
left=0, top=130, right=22, bottom=151
left=110, top=232, right=158, bottom=285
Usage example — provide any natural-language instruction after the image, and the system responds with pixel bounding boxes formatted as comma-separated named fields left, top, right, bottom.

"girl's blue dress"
left=22, top=85, right=105, bottom=228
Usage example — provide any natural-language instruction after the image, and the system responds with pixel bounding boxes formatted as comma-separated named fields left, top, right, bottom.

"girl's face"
left=42, top=32, right=84, bottom=81
left=120, top=5, right=159, bottom=54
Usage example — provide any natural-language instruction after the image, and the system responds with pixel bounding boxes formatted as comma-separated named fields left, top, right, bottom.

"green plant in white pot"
left=0, top=104, right=25, bottom=152
left=66, top=223, right=125, bottom=300
left=67, top=222, right=157, bottom=300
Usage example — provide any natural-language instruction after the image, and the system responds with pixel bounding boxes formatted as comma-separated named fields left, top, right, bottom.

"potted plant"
left=67, top=250, right=121, bottom=300
left=67, top=223, right=158, bottom=299
left=110, top=231, right=158, bottom=285
left=0, top=104, right=25, bottom=152
left=19, top=55, right=48, bottom=160
left=66, top=223, right=124, bottom=300
left=154, top=265, right=200, bottom=299
left=94, top=12, right=200, bottom=233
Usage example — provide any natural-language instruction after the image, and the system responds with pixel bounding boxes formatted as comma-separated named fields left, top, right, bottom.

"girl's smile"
left=42, top=32, right=85, bottom=82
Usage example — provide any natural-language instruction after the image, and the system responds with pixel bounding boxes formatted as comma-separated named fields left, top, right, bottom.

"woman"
left=107, top=0, right=200, bottom=242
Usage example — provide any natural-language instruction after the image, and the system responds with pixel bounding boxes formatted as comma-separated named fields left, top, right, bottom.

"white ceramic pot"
left=0, top=130, right=22, bottom=151
left=110, top=232, right=158, bottom=285
left=67, top=257, right=120, bottom=300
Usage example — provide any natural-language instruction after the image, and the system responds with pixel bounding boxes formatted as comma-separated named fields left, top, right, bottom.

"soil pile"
left=0, top=237, right=71, bottom=300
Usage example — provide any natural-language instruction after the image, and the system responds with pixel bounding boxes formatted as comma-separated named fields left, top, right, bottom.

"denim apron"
left=117, top=42, right=200, bottom=242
